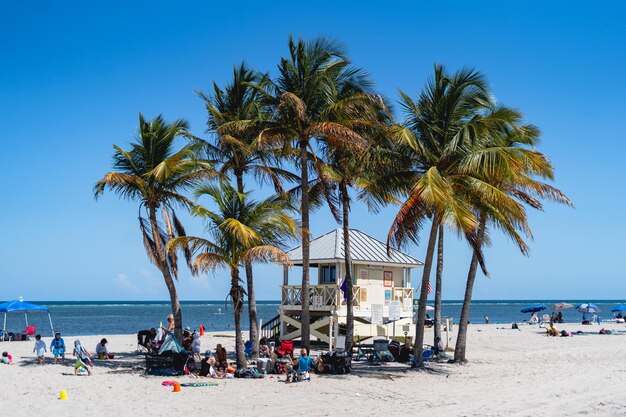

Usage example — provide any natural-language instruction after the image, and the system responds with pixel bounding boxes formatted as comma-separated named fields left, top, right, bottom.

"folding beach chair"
left=26, top=325, right=36, bottom=336
left=278, top=340, right=294, bottom=357
left=244, top=340, right=254, bottom=360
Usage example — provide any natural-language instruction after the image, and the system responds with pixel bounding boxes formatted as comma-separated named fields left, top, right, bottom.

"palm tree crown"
left=94, top=113, right=214, bottom=339
left=167, top=182, right=297, bottom=368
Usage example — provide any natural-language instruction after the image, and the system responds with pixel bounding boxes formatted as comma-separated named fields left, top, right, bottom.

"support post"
left=283, top=266, right=288, bottom=286
left=48, top=313, right=55, bottom=337
left=329, top=313, right=334, bottom=351
left=445, top=317, right=450, bottom=348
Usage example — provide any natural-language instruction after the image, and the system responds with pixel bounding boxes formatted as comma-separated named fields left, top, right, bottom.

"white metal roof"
left=286, top=228, right=423, bottom=267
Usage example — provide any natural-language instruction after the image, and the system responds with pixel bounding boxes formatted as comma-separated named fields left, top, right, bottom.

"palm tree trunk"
left=148, top=204, right=182, bottom=340
left=230, top=267, right=247, bottom=369
left=414, top=217, right=439, bottom=368
left=433, top=225, right=444, bottom=346
left=452, top=212, right=487, bottom=363
left=299, top=139, right=311, bottom=352
left=244, top=260, right=259, bottom=358
left=340, top=181, right=354, bottom=355
left=236, top=173, right=259, bottom=359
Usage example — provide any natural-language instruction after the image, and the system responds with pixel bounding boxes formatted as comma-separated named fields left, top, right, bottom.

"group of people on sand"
left=28, top=332, right=110, bottom=376
left=550, top=312, right=564, bottom=323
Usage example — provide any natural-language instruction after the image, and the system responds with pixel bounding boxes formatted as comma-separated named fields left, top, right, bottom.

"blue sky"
left=1, top=1, right=624, bottom=301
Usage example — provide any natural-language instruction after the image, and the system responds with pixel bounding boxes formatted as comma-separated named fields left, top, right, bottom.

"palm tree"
left=451, top=110, right=573, bottom=363
left=254, top=36, right=369, bottom=351
left=198, top=63, right=297, bottom=358
left=388, top=65, right=532, bottom=368
left=318, top=93, right=399, bottom=355
left=167, top=182, right=297, bottom=368
left=94, top=114, right=214, bottom=340
left=433, top=225, right=444, bottom=345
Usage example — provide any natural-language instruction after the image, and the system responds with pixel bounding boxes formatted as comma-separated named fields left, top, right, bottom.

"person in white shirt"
left=33, top=334, right=47, bottom=364
left=95, top=338, right=109, bottom=359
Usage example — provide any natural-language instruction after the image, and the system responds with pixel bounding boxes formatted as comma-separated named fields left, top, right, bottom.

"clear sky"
left=1, top=1, right=625, bottom=301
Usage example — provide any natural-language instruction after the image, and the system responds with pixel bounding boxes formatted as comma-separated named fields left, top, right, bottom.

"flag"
left=427, top=281, right=432, bottom=294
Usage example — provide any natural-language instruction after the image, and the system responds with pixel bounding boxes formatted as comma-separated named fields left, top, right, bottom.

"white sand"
left=1, top=324, right=625, bottom=416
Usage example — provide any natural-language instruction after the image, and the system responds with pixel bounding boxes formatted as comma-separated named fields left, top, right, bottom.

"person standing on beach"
left=50, top=332, right=66, bottom=364
left=33, top=334, right=46, bottom=364
left=161, top=314, right=175, bottom=337
left=484, top=315, right=489, bottom=324
left=73, top=340, right=92, bottom=376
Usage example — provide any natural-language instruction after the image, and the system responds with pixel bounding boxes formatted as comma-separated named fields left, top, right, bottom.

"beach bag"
left=234, top=368, right=263, bottom=378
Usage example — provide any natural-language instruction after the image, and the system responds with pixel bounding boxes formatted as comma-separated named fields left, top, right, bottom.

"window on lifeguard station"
left=321, top=265, right=336, bottom=284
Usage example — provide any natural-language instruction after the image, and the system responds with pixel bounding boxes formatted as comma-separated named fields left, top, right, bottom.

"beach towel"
left=180, top=382, right=218, bottom=387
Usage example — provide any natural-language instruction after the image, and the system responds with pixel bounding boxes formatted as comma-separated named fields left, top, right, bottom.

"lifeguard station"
left=262, top=228, right=423, bottom=348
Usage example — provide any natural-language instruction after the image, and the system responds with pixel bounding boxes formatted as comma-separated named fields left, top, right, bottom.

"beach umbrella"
left=576, top=303, right=601, bottom=314
left=551, top=302, right=573, bottom=311
left=425, top=306, right=435, bottom=312
left=520, top=304, right=547, bottom=314
left=611, top=305, right=626, bottom=313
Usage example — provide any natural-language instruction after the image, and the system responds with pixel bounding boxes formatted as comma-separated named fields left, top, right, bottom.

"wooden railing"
left=260, top=314, right=281, bottom=341
left=281, top=285, right=361, bottom=310
left=391, top=287, right=414, bottom=311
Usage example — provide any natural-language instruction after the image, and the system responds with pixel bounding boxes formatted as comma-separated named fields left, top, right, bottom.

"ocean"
left=2, top=300, right=623, bottom=337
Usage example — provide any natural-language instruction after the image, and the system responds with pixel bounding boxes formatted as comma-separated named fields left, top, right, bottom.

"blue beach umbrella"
left=576, top=303, right=601, bottom=314
left=611, top=305, right=626, bottom=313
left=520, top=304, right=547, bottom=314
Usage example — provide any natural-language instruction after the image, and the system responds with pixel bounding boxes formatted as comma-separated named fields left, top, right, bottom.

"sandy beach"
left=1, top=324, right=625, bottom=416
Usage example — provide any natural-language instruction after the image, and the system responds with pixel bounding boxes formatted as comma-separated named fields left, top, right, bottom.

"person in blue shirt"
left=286, top=349, right=314, bottom=382
left=50, top=332, right=66, bottom=365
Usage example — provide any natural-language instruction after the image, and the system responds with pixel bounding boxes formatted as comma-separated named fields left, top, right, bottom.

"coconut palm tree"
left=94, top=114, right=214, bottom=340
left=451, top=110, right=573, bottom=363
left=167, top=182, right=297, bottom=368
left=253, top=36, right=369, bottom=351
left=387, top=65, right=536, bottom=368
left=198, top=63, right=298, bottom=358
left=318, top=93, right=406, bottom=354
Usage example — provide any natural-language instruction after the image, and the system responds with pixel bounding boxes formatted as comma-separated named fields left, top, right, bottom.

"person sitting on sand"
left=199, top=351, right=223, bottom=378
left=50, top=332, right=66, bottom=364
left=259, top=338, right=271, bottom=358
left=215, top=344, right=228, bottom=371
left=73, top=340, right=92, bottom=376
left=95, top=338, right=109, bottom=359
left=182, top=327, right=193, bottom=351
left=33, top=334, right=46, bottom=364
left=1, top=351, right=13, bottom=364
left=599, top=328, right=612, bottom=335
left=546, top=324, right=559, bottom=337
left=286, top=349, right=314, bottom=383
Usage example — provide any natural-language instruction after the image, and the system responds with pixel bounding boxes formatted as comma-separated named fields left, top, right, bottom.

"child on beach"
left=50, top=332, right=66, bottom=364
left=1, top=352, right=13, bottom=364
left=72, top=340, right=92, bottom=376
left=191, top=332, right=201, bottom=361
left=95, top=338, right=109, bottom=359
left=33, top=334, right=47, bottom=364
